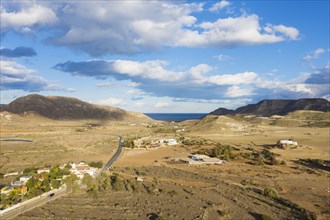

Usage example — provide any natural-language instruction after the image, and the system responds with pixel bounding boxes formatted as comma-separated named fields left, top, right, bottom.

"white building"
left=183, top=154, right=225, bottom=165
left=19, top=176, right=32, bottom=184
left=159, top=138, right=178, bottom=146
left=278, top=140, right=298, bottom=146
left=37, top=168, right=50, bottom=174
left=69, top=163, right=97, bottom=179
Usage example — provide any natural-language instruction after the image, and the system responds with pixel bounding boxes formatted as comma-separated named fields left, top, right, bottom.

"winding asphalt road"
left=0, top=136, right=124, bottom=220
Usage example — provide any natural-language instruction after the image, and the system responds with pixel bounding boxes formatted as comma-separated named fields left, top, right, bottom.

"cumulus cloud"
left=0, top=47, right=37, bottom=57
left=209, top=1, right=230, bottom=12
left=0, top=59, right=70, bottom=92
left=1, top=1, right=300, bottom=56
left=54, top=59, right=185, bottom=82
left=303, top=48, right=326, bottom=61
left=206, top=72, right=258, bottom=85
left=1, top=4, right=57, bottom=31
left=54, top=58, right=324, bottom=101
left=177, top=14, right=299, bottom=48
left=225, top=86, right=254, bottom=97
left=305, top=62, right=330, bottom=84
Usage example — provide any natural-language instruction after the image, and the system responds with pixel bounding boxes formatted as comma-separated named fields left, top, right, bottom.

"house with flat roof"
left=19, top=176, right=32, bottom=184
left=182, top=154, right=225, bottom=165
left=37, top=168, right=50, bottom=174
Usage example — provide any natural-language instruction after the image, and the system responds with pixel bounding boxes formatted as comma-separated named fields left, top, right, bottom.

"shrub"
left=263, top=188, right=278, bottom=199
left=88, top=161, right=103, bottom=168
left=23, top=167, right=35, bottom=174
left=260, top=149, right=276, bottom=160
left=111, top=175, right=125, bottom=191
left=211, top=144, right=235, bottom=161
left=123, top=139, right=135, bottom=149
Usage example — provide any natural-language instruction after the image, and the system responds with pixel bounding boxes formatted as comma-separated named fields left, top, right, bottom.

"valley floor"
left=1, top=115, right=329, bottom=219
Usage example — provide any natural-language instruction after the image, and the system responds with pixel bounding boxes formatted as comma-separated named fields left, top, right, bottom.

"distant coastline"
left=144, top=113, right=207, bottom=122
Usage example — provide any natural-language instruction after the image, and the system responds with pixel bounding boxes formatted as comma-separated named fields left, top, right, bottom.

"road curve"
left=0, top=136, right=124, bottom=220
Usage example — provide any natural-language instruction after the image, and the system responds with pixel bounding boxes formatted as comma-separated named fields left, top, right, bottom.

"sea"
left=144, top=113, right=207, bottom=122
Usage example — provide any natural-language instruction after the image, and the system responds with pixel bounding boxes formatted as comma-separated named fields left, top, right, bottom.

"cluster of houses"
left=277, top=139, right=298, bottom=148
left=1, top=175, right=32, bottom=196
left=180, top=154, right=226, bottom=165
left=67, top=162, right=97, bottom=179
left=133, top=137, right=178, bottom=148
left=0, top=162, right=97, bottom=197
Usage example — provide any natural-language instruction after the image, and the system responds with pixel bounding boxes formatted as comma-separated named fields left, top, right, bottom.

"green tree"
left=51, top=179, right=61, bottom=189
left=26, top=177, right=42, bottom=190
left=111, top=175, right=125, bottom=191
left=65, top=163, right=72, bottom=169
left=124, top=139, right=135, bottom=149
left=63, top=174, right=79, bottom=192
left=7, top=190, right=19, bottom=205
left=42, top=178, right=50, bottom=191
left=96, top=173, right=111, bottom=191
left=82, top=173, right=94, bottom=189
left=26, top=188, right=43, bottom=199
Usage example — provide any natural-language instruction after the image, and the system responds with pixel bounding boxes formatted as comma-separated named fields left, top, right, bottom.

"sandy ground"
left=1, top=113, right=329, bottom=219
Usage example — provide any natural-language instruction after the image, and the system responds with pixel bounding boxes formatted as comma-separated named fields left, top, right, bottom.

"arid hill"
left=1, top=94, right=150, bottom=121
left=209, top=98, right=330, bottom=117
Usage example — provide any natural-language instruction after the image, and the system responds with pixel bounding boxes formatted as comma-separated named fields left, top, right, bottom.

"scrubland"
left=0, top=111, right=329, bottom=219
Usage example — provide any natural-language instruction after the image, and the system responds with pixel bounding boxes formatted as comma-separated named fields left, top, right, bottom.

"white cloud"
left=1, top=5, right=57, bottom=30
left=225, top=86, right=254, bottom=97
left=96, top=82, right=115, bottom=88
left=0, top=59, right=69, bottom=92
left=112, top=60, right=185, bottom=82
left=155, top=102, right=170, bottom=108
left=303, top=48, right=326, bottom=61
left=126, top=82, right=141, bottom=87
left=209, top=1, right=230, bottom=12
left=56, top=58, right=327, bottom=101
left=177, top=15, right=299, bottom=48
left=97, top=98, right=127, bottom=106
left=272, top=25, right=299, bottom=40
left=1, top=2, right=300, bottom=56
left=189, top=64, right=214, bottom=80
left=206, top=72, right=258, bottom=85
left=126, top=89, right=147, bottom=95
left=0, top=59, right=34, bottom=76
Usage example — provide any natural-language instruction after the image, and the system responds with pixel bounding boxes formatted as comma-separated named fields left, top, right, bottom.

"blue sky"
left=0, top=0, right=329, bottom=113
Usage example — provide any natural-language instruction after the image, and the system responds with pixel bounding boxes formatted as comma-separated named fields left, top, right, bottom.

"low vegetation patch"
left=88, top=161, right=103, bottom=168
left=263, top=188, right=278, bottom=199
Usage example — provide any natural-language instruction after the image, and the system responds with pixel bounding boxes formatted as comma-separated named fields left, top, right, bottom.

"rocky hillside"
left=1, top=94, right=149, bottom=121
left=209, top=98, right=330, bottom=117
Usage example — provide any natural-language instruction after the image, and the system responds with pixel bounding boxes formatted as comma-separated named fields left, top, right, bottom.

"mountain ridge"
left=209, top=98, right=330, bottom=117
left=1, top=94, right=149, bottom=121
